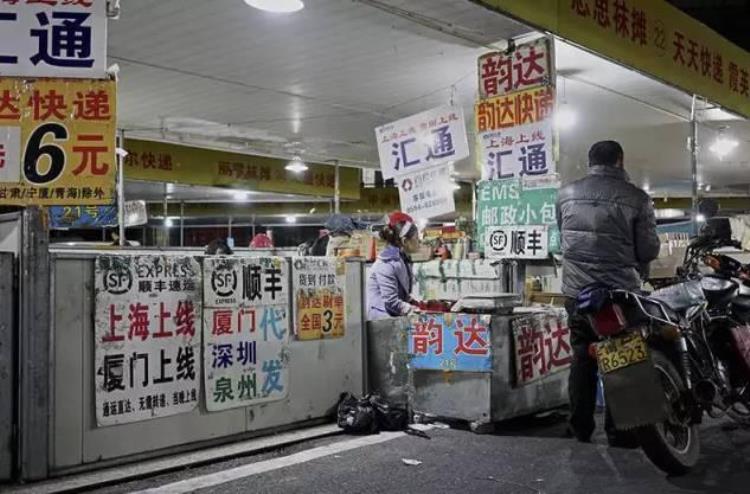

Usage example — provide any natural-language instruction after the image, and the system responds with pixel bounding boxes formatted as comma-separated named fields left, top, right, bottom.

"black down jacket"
left=556, top=165, right=660, bottom=297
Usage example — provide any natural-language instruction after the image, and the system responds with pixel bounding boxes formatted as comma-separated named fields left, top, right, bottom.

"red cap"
left=387, top=211, right=414, bottom=228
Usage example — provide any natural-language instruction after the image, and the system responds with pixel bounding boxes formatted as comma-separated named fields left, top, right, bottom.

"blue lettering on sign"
left=30, top=11, right=94, bottom=68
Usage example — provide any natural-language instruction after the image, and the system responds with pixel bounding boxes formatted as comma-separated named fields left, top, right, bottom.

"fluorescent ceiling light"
left=285, top=215, right=297, bottom=224
left=244, top=0, right=304, bottom=13
left=285, top=156, right=308, bottom=173
left=233, top=190, right=250, bottom=201
left=164, top=217, right=174, bottom=228
left=709, top=136, right=739, bottom=160
left=696, top=213, right=706, bottom=223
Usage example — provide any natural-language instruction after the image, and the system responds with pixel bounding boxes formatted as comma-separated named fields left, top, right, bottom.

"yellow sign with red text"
left=0, top=78, right=116, bottom=205
left=475, top=0, right=750, bottom=118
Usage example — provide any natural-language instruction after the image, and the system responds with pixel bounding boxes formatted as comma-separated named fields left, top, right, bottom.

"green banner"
left=476, top=179, right=560, bottom=254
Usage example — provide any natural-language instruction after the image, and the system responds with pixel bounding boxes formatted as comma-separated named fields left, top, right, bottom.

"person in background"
left=205, top=238, right=233, bottom=255
left=249, top=232, right=273, bottom=249
left=367, top=211, right=421, bottom=320
left=556, top=140, right=660, bottom=448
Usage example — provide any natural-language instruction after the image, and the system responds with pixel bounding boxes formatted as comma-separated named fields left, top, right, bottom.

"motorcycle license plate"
left=596, top=333, right=648, bottom=374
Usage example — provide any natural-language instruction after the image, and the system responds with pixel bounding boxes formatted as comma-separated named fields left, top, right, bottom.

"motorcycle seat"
left=648, top=280, right=706, bottom=313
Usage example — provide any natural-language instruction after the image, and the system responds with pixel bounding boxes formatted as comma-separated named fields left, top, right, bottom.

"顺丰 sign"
left=485, top=225, right=549, bottom=259
left=203, top=257, right=290, bottom=412
left=375, top=105, right=469, bottom=179
left=94, top=255, right=202, bottom=426
left=0, top=0, right=107, bottom=79
left=409, top=313, right=493, bottom=372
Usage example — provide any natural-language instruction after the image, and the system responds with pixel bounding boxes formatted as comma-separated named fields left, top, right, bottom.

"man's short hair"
left=588, top=140, right=623, bottom=167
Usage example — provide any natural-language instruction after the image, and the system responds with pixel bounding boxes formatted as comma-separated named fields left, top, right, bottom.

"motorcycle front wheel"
left=635, top=350, right=701, bottom=475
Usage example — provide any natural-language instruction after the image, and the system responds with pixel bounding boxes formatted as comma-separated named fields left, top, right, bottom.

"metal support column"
left=334, top=160, right=341, bottom=214
left=690, top=95, right=699, bottom=234
left=116, top=130, right=126, bottom=247
left=0, top=252, right=15, bottom=481
left=18, top=207, right=50, bottom=480
left=179, top=201, right=185, bottom=247
left=162, top=184, right=169, bottom=247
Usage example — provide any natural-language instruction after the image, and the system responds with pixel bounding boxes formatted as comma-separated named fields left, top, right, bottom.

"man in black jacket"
left=556, top=140, right=660, bottom=446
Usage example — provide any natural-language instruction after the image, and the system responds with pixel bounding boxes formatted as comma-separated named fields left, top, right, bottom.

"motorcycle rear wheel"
left=635, top=350, right=701, bottom=476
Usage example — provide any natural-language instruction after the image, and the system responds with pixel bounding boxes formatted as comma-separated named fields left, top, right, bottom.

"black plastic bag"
left=337, top=393, right=378, bottom=434
left=336, top=393, right=408, bottom=434
left=369, top=394, right=408, bottom=431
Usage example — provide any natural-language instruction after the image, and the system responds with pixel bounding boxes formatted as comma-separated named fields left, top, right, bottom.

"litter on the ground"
left=402, top=458, right=423, bottom=466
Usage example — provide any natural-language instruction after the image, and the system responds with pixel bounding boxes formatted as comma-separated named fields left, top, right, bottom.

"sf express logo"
left=102, top=267, right=133, bottom=295
left=211, top=266, right=237, bottom=297
left=489, top=229, right=508, bottom=252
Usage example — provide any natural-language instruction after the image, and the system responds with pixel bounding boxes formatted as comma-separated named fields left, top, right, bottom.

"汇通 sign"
left=375, top=105, right=469, bottom=179
left=486, top=225, right=549, bottom=259
left=478, top=37, right=553, bottom=99
left=409, top=313, right=493, bottom=372
left=0, top=77, right=116, bottom=205
left=397, top=164, right=456, bottom=220
left=203, top=257, right=290, bottom=412
left=479, top=119, right=555, bottom=181
left=0, top=0, right=107, bottom=79
left=292, top=257, right=346, bottom=340
left=476, top=178, right=559, bottom=254
left=513, top=310, right=572, bottom=386
left=94, top=255, right=202, bottom=426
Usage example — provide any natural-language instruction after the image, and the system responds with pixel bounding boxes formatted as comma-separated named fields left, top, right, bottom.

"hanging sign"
left=48, top=200, right=147, bottom=229
left=485, top=225, right=549, bottom=259
left=0, top=77, right=116, bottom=205
left=203, top=257, right=290, bottom=412
left=477, top=179, right=559, bottom=254
left=475, top=86, right=555, bottom=133
left=513, top=310, right=572, bottom=386
left=375, top=105, right=469, bottom=179
left=94, top=255, right=202, bottom=426
left=397, top=164, right=455, bottom=220
left=408, top=313, right=493, bottom=372
left=479, top=119, right=555, bottom=181
left=292, top=257, right=346, bottom=340
left=0, top=0, right=107, bottom=79
left=478, top=38, right=553, bottom=99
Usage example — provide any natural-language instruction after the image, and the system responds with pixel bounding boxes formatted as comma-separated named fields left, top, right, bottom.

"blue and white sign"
left=0, top=0, right=107, bottom=79
left=375, top=105, right=470, bottom=179
left=479, top=119, right=555, bottom=181
left=397, top=164, right=455, bottom=220
left=408, top=313, right=492, bottom=372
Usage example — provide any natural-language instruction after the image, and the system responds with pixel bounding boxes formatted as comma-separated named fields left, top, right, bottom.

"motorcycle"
left=577, top=223, right=750, bottom=475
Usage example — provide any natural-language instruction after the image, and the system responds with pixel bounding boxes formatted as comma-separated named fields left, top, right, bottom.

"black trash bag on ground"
left=336, top=393, right=408, bottom=434
left=369, top=394, right=408, bottom=431
left=337, top=393, right=378, bottom=434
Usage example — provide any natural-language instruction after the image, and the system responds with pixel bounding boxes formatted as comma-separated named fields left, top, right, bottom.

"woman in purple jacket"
left=367, top=212, right=421, bottom=320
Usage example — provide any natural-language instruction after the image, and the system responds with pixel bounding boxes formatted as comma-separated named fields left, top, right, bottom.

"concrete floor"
left=82, top=412, right=750, bottom=494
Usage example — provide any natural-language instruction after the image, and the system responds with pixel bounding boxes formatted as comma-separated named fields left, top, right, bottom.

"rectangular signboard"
left=94, top=255, right=202, bottom=426
left=375, top=105, right=469, bottom=179
left=408, top=313, right=493, bottom=372
left=202, top=257, right=290, bottom=412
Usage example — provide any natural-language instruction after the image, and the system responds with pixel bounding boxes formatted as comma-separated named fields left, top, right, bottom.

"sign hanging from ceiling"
left=485, top=224, right=549, bottom=259
left=0, top=77, right=116, bottom=205
left=475, top=86, right=555, bottom=133
left=474, top=0, right=750, bottom=119
left=479, top=118, right=556, bottom=181
left=397, top=164, right=455, bottom=220
left=123, top=139, right=361, bottom=200
left=478, top=37, right=553, bottom=99
left=374, top=105, right=469, bottom=179
left=0, top=0, right=108, bottom=79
